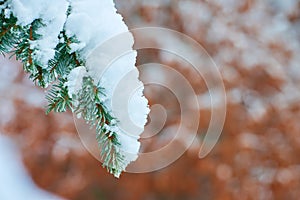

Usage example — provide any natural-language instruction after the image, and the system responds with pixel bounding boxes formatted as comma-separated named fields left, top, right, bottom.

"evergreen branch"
left=0, top=22, right=13, bottom=39
left=28, top=26, right=33, bottom=65
left=73, top=76, right=124, bottom=177
left=72, top=52, right=81, bottom=66
left=12, top=19, right=48, bottom=87
left=0, top=11, right=19, bottom=54
left=46, top=77, right=72, bottom=114
left=45, top=33, right=84, bottom=112
left=48, top=33, right=83, bottom=78
left=0, top=1, right=138, bottom=178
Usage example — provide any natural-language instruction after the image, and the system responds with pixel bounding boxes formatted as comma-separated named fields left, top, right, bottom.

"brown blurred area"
left=1, top=0, right=300, bottom=199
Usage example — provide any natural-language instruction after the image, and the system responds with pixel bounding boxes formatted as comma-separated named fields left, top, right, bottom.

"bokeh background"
left=1, top=0, right=300, bottom=199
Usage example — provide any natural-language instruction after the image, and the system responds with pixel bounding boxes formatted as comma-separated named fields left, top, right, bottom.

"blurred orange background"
left=1, top=0, right=300, bottom=199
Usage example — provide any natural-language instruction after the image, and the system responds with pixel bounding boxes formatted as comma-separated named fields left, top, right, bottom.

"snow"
left=269, top=0, right=298, bottom=15
left=52, top=133, right=85, bottom=161
left=10, top=0, right=69, bottom=67
left=198, top=91, right=224, bottom=109
left=242, top=91, right=268, bottom=121
left=128, top=86, right=149, bottom=128
left=4, top=8, right=11, bottom=18
left=238, top=132, right=265, bottom=151
left=65, top=0, right=129, bottom=57
left=86, top=48, right=149, bottom=174
left=65, top=66, right=87, bottom=98
left=118, top=130, right=140, bottom=167
left=64, top=0, right=149, bottom=171
left=0, top=135, right=65, bottom=200
left=178, top=1, right=212, bottom=35
left=9, top=0, right=45, bottom=25
left=251, top=167, right=277, bottom=184
left=0, top=99, right=15, bottom=126
left=7, top=0, right=149, bottom=173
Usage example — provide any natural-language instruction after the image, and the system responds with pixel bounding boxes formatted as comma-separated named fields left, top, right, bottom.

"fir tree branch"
left=0, top=1, right=137, bottom=178
left=73, top=76, right=124, bottom=177
left=45, top=33, right=85, bottom=113
left=0, top=23, right=13, bottom=39
left=46, top=77, right=72, bottom=114
left=28, top=26, right=33, bottom=65
left=48, top=33, right=83, bottom=77
left=0, top=11, right=19, bottom=54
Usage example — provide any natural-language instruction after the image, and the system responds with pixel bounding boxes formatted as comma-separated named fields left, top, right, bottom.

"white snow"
left=9, top=0, right=45, bottom=26
left=64, top=0, right=149, bottom=172
left=0, top=99, right=15, bottom=126
left=8, top=0, right=149, bottom=174
left=10, top=0, right=69, bottom=67
left=117, top=130, right=140, bottom=169
left=65, top=0, right=129, bottom=57
left=238, top=132, right=265, bottom=151
left=65, top=66, right=87, bottom=98
left=0, top=135, right=65, bottom=200
left=128, top=86, right=149, bottom=128
left=86, top=48, right=149, bottom=174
